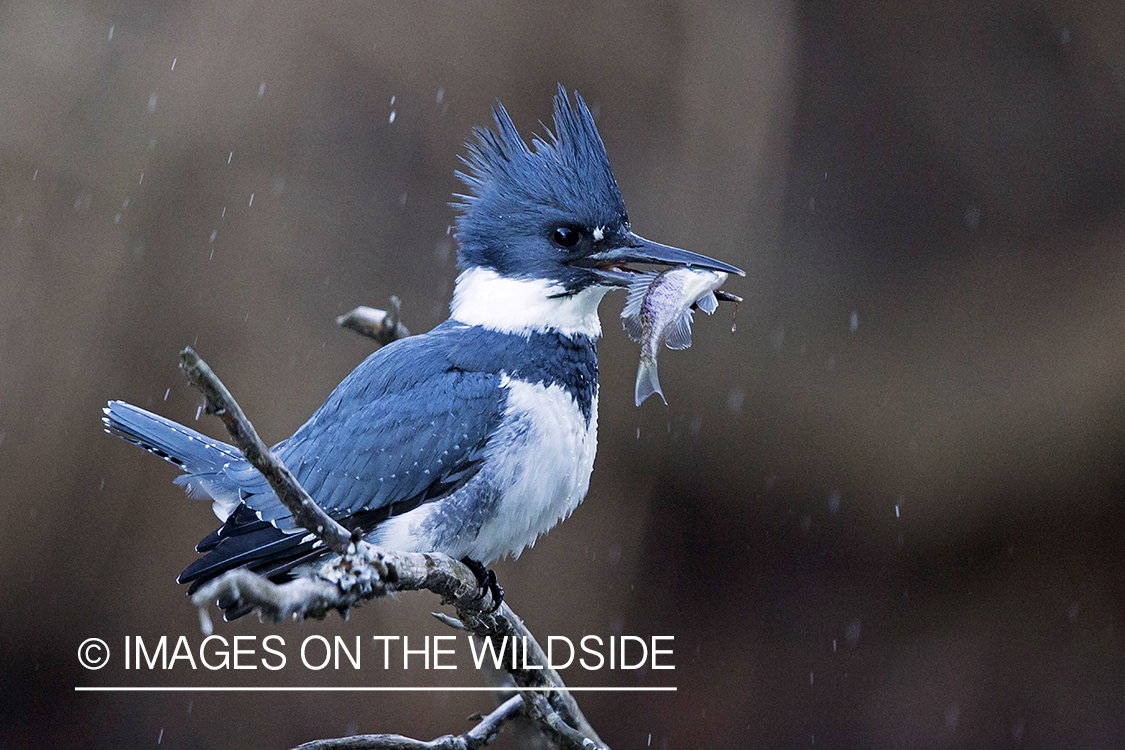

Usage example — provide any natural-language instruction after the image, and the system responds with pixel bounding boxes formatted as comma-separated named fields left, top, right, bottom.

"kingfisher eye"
left=551, top=226, right=580, bottom=248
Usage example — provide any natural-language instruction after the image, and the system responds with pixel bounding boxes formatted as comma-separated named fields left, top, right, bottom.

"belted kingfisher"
left=103, top=86, right=742, bottom=616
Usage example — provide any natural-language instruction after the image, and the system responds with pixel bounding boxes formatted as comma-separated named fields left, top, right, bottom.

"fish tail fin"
left=635, top=358, right=667, bottom=406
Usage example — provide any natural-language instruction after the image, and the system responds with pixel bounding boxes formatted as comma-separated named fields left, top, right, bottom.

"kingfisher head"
left=450, top=85, right=742, bottom=337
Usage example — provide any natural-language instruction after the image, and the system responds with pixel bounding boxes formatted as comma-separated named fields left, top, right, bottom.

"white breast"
left=466, top=376, right=599, bottom=562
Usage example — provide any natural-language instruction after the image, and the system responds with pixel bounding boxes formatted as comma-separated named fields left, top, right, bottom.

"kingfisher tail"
left=102, top=400, right=245, bottom=515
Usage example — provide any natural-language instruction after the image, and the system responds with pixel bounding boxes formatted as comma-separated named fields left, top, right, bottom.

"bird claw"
left=461, top=556, right=504, bottom=612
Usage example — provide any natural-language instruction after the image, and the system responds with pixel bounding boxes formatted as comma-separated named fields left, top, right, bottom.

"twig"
left=337, top=297, right=410, bottom=346
left=291, top=694, right=524, bottom=750
left=178, top=347, right=353, bottom=556
left=523, top=693, right=606, bottom=750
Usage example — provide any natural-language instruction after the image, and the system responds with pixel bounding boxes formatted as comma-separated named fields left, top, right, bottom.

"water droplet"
left=726, top=388, right=744, bottom=414
left=964, top=204, right=981, bottom=231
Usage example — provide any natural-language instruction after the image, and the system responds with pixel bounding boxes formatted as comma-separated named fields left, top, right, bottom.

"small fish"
left=621, top=267, right=732, bottom=406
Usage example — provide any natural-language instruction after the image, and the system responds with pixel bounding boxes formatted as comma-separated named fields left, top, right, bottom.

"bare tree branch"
left=522, top=693, right=601, bottom=750
left=291, top=694, right=524, bottom=750
left=337, top=297, right=410, bottom=346
left=179, top=346, right=607, bottom=749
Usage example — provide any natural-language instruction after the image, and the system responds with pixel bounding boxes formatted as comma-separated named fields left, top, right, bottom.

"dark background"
left=3, top=1, right=1124, bottom=748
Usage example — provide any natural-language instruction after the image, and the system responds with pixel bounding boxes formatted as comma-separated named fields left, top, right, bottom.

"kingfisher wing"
left=247, top=332, right=503, bottom=528
left=177, top=327, right=505, bottom=598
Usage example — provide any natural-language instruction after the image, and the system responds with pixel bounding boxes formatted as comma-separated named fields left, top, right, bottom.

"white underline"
left=76, top=686, right=676, bottom=692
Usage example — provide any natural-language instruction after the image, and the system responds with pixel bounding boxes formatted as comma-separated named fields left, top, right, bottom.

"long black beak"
left=583, top=232, right=744, bottom=287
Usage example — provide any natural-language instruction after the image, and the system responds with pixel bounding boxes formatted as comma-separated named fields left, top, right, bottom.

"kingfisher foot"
left=461, top=556, right=504, bottom=612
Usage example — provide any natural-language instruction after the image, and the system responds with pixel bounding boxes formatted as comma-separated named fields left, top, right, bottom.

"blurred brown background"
left=3, top=0, right=1124, bottom=748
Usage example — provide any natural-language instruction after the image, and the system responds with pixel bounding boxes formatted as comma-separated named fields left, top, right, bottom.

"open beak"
left=581, top=232, right=745, bottom=287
